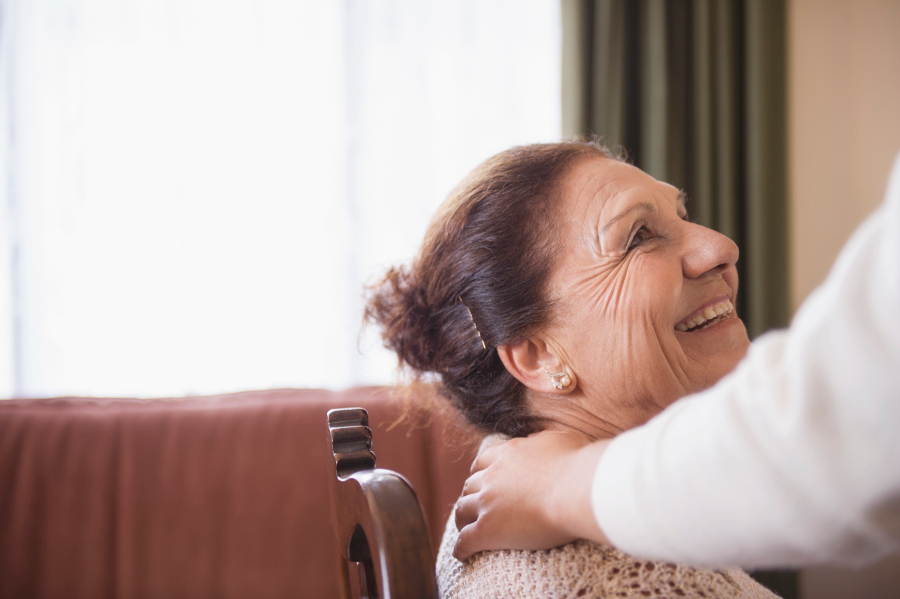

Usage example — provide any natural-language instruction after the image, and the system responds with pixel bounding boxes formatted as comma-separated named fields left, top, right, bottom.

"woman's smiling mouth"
left=675, top=299, right=735, bottom=332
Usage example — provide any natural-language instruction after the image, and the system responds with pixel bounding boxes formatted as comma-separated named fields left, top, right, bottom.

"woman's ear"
left=497, top=336, right=576, bottom=395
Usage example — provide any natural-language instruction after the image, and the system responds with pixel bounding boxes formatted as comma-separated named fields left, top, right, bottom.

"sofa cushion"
left=0, top=387, right=476, bottom=599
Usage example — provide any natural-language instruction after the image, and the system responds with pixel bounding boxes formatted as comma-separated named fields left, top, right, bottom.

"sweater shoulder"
left=436, top=508, right=780, bottom=598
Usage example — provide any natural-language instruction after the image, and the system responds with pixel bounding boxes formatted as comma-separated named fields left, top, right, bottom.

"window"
left=0, top=0, right=561, bottom=398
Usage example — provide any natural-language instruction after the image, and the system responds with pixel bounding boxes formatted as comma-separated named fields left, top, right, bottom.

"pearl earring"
left=545, top=371, right=571, bottom=390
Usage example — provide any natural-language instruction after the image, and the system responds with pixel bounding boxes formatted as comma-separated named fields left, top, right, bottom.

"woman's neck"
left=529, top=391, right=627, bottom=440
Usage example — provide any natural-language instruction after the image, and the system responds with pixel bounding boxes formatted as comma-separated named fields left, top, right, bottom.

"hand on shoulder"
left=453, top=429, right=613, bottom=561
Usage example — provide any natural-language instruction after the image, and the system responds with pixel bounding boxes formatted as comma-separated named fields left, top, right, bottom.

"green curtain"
left=562, top=0, right=789, bottom=339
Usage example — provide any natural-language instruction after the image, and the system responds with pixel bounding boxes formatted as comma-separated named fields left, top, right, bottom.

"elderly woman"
left=366, top=141, right=777, bottom=598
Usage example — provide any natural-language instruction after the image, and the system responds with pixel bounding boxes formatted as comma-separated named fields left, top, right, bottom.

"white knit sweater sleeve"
left=592, top=154, right=900, bottom=569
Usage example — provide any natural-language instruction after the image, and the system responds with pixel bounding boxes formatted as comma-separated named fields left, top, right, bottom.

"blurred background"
left=1, top=0, right=899, bottom=400
left=0, top=0, right=899, bottom=597
left=0, top=0, right=562, bottom=397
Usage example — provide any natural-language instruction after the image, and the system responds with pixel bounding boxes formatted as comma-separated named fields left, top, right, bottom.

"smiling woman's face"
left=535, top=157, right=751, bottom=435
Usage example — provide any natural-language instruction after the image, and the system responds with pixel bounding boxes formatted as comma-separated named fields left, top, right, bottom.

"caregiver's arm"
left=457, top=155, right=900, bottom=568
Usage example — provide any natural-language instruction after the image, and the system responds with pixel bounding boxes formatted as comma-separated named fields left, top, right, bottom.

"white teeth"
left=676, top=299, right=734, bottom=332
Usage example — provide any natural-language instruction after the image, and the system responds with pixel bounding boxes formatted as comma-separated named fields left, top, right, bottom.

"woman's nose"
left=682, top=222, right=739, bottom=279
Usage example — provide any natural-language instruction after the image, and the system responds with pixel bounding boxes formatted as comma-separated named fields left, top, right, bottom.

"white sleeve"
left=591, top=154, right=900, bottom=570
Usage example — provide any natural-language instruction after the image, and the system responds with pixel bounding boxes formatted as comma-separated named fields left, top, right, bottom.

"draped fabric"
left=562, top=2, right=794, bottom=596
left=562, top=0, right=788, bottom=339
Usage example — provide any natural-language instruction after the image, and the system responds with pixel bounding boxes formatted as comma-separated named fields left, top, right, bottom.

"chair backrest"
left=326, top=407, right=440, bottom=599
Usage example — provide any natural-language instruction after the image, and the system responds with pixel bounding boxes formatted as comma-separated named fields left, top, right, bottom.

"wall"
left=789, top=3, right=900, bottom=597
left=789, top=0, right=900, bottom=311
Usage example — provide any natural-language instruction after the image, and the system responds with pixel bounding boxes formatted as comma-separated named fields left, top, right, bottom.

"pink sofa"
left=0, top=387, right=476, bottom=598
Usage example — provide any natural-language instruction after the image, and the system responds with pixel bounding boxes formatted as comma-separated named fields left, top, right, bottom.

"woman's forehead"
left=562, top=158, right=681, bottom=216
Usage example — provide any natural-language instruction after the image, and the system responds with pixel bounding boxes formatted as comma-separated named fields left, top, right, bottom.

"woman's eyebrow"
left=599, top=202, right=657, bottom=236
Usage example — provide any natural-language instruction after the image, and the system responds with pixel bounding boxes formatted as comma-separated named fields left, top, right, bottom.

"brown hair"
left=365, top=140, right=616, bottom=437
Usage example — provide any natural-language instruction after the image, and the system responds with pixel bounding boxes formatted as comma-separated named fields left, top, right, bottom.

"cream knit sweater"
left=437, top=507, right=780, bottom=598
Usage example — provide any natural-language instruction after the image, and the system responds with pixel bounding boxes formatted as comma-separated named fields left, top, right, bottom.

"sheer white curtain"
left=0, top=0, right=561, bottom=398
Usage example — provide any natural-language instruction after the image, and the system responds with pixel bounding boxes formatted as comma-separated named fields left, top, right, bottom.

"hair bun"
left=365, top=265, right=439, bottom=373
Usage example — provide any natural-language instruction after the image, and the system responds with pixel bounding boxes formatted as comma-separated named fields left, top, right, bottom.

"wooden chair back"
left=326, top=407, right=439, bottom=599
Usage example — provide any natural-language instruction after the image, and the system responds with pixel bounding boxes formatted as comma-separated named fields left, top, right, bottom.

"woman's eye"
left=628, top=225, right=652, bottom=250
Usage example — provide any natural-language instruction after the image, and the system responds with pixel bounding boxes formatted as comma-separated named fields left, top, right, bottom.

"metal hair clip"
left=458, top=296, right=487, bottom=350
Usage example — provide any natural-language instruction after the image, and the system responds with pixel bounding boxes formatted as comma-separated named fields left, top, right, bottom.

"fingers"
left=453, top=519, right=482, bottom=561
left=455, top=493, right=478, bottom=531
left=470, top=442, right=501, bottom=474
left=461, top=470, right=483, bottom=498
left=470, top=435, right=527, bottom=474
left=454, top=494, right=495, bottom=561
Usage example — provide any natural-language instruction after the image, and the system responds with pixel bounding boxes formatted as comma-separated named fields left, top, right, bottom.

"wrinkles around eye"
left=627, top=224, right=653, bottom=250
